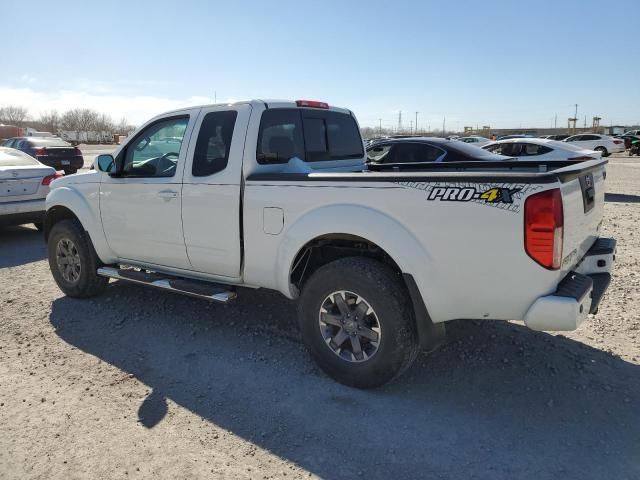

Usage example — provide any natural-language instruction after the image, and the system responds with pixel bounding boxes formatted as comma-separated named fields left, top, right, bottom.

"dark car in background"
left=2, top=137, right=84, bottom=174
left=366, top=137, right=510, bottom=170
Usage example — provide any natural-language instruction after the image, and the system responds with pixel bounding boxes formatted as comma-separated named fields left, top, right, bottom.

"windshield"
left=0, top=148, right=40, bottom=166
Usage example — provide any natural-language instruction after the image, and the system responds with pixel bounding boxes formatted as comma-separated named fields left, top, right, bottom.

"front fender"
left=276, top=203, right=436, bottom=313
left=46, top=186, right=117, bottom=264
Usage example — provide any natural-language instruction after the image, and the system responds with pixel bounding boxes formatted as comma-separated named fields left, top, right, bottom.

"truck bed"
left=247, top=158, right=607, bottom=184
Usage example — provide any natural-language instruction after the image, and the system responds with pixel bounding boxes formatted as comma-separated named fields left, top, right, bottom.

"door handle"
left=157, top=190, right=178, bottom=199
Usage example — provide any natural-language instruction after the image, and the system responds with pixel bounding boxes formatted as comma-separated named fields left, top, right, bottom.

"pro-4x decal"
left=427, top=186, right=520, bottom=203
left=396, top=181, right=544, bottom=213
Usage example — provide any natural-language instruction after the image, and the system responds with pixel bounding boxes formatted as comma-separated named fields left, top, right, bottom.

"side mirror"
left=96, top=154, right=124, bottom=176
left=96, top=154, right=115, bottom=173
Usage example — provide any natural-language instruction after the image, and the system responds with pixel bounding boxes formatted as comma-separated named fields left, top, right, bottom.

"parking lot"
left=1, top=153, right=638, bottom=479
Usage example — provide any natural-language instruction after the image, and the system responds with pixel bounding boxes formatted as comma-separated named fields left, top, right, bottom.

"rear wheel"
left=595, top=146, right=608, bottom=157
left=48, top=219, right=108, bottom=298
left=298, top=257, right=419, bottom=388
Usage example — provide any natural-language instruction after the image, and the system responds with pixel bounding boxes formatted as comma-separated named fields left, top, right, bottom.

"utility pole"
left=398, top=111, right=403, bottom=133
left=409, top=120, right=413, bottom=135
left=554, top=114, right=557, bottom=129
left=415, top=112, right=419, bottom=134
left=584, top=115, right=587, bottom=129
left=214, top=91, right=217, bottom=103
left=442, top=116, right=446, bottom=136
left=378, top=118, right=382, bottom=136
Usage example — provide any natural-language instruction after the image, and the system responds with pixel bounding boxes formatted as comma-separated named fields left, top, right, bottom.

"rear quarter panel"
left=243, top=178, right=564, bottom=323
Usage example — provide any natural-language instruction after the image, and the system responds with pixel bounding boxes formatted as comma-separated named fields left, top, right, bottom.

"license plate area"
left=579, top=173, right=595, bottom=213
left=0, top=179, right=40, bottom=196
left=61, top=160, right=70, bottom=165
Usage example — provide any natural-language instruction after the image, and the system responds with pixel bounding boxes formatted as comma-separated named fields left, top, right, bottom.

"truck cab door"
left=181, top=104, right=251, bottom=278
left=99, top=112, right=198, bottom=270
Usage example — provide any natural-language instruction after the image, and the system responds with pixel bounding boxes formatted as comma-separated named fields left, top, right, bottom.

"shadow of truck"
left=50, top=283, right=640, bottom=480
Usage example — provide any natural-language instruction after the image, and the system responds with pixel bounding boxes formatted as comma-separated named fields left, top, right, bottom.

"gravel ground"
left=1, top=153, right=638, bottom=480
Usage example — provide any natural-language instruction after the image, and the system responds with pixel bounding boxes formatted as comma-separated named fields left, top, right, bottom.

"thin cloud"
left=0, top=86, right=219, bottom=124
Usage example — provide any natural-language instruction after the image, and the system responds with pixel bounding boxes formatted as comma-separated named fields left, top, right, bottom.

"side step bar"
left=97, top=267, right=237, bottom=304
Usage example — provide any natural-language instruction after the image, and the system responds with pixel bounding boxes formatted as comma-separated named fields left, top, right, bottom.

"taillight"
left=35, top=147, right=48, bottom=156
left=524, top=188, right=564, bottom=269
left=74, top=146, right=82, bottom=156
left=296, top=100, right=329, bottom=109
left=613, top=140, right=623, bottom=145
left=567, top=155, right=594, bottom=161
left=41, top=172, right=63, bottom=186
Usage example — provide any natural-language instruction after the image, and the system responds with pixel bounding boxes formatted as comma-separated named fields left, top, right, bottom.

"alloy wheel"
left=318, top=290, right=382, bottom=363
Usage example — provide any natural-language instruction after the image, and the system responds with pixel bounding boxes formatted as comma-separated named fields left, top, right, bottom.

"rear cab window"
left=256, top=108, right=364, bottom=166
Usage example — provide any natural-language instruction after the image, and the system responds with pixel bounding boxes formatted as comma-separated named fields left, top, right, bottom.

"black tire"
left=33, top=222, right=44, bottom=232
left=298, top=257, right=419, bottom=389
left=595, top=146, right=608, bottom=157
left=63, top=168, right=78, bottom=175
left=48, top=218, right=108, bottom=298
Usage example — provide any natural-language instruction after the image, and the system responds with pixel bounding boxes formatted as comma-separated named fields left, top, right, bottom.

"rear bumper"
left=37, top=156, right=84, bottom=170
left=0, top=198, right=45, bottom=216
left=524, top=237, right=616, bottom=331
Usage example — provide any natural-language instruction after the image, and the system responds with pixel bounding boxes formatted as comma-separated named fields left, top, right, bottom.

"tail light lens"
left=567, top=155, right=594, bottom=161
left=613, top=140, right=623, bottom=145
left=41, top=172, right=63, bottom=186
left=524, top=188, right=564, bottom=269
left=34, top=147, right=48, bottom=156
left=74, top=147, right=82, bottom=156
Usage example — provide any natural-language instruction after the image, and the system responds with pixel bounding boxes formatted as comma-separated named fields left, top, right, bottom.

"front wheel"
left=48, top=219, right=108, bottom=297
left=298, top=257, right=419, bottom=388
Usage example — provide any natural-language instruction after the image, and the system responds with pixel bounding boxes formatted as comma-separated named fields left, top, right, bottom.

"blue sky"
left=2, top=0, right=639, bottom=129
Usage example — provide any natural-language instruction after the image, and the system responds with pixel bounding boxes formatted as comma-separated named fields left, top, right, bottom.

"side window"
left=492, top=143, right=523, bottom=156
left=584, top=135, right=600, bottom=141
left=366, top=144, right=392, bottom=163
left=389, top=143, right=445, bottom=163
left=257, top=109, right=305, bottom=164
left=568, top=135, right=582, bottom=142
left=522, top=143, right=552, bottom=156
left=484, top=144, right=502, bottom=153
left=123, top=117, right=189, bottom=177
left=192, top=111, right=237, bottom=176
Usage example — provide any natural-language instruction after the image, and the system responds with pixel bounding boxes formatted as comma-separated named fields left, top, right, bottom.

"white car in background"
left=482, top=138, right=602, bottom=161
left=563, top=134, right=625, bottom=157
left=457, top=136, right=492, bottom=147
left=0, top=147, right=59, bottom=230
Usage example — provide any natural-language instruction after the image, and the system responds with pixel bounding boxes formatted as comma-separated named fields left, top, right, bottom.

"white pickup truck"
left=44, top=99, right=616, bottom=388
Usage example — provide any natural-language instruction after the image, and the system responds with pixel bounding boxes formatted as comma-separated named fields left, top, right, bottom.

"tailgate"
left=559, top=162, right=606, bottom=272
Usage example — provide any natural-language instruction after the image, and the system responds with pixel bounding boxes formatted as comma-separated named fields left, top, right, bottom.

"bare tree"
left=38, top=110, right=60, bottom=133
left=95, top=113, right=115, bottom=133
left=61, top=108, right=100, bottom=131
left=116, top=117, right=135, bottom=133
left=0, top=105, right=29, bottom=126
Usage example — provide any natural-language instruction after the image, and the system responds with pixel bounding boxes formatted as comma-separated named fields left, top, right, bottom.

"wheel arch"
left=45, top=187, right=116, bottom=263
left=275, top=204, right=443, bottom=348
